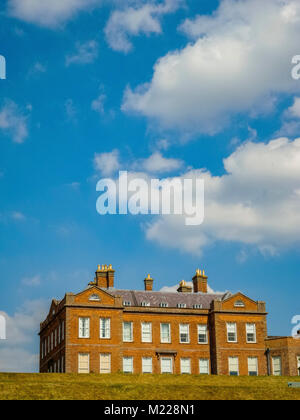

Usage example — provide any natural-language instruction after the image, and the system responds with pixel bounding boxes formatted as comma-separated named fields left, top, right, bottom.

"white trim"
left=160, top=323, right=171, bottom=344
left=78, top=353, right=90, bottom=374
left=161, top=357, right=173, bottom=374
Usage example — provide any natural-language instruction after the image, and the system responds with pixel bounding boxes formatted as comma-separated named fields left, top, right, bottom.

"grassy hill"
left=0, top=373, right=299, bottom=400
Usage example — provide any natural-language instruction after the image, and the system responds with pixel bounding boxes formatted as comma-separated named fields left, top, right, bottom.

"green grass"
left=0, top=373, right=299, bottom=400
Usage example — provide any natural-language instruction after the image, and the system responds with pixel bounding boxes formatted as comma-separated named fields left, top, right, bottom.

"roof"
left=108, top=289, right=229, bottom=309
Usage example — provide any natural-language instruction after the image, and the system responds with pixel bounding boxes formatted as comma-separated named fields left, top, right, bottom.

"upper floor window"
left=179, top=324, right=190, bottom=343
left=198, top=325, right=208, bottom=344
left=227, top=323, right=237, bottom=343
left=246, top=323, right=256, bottom=343
left=100, top=318, right=111, bottom=339
left=160, top=323, right=171, bottom=343
left=79, top=317, right=90, bottom=339
left=141, top=322, right=152, bottom=343
left=123, top=322, right=133, bottom=342
left=193, top=304, right=203, bottom=309
left=160, top=303, right=168, bottom=308
left=141, top=302, right=150, bottom=307
left=234, top=300, right=245, bottom=308
left=123, top=301, right=131, bottom=307
left=177, top=303, right=187, bottom=309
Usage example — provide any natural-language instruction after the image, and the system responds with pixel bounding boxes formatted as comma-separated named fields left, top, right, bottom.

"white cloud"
left=21, top=275, right=41, bottom=287
left=122, top=137, right=300, bottom=256
left=286, top=97, right=300, bottom=119
left=123, top=0, right=300, bottom=135
left=0, top=101, right=29, bottom=143
left=11, top=211, right=26, bottom=221
left=66, top=40, right=99, bottom=66
left=134, top=151, right=183, bottom=173
left=0, top=300, right=48, bottom=372
left=7, top=0, right=102, bottom=27
left=105, top=0, right=183, bottom=53
left=94, top=149, right=120, bottom=176
left=91, top=94, right=106, bottom=114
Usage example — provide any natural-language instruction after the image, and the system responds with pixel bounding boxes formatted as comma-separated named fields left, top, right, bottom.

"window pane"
left=180, top=358, right=191, bottom=374
left=248, top=357, right=258, bottom=376
left=180, top=325, right=189, bottom=343
left=142, top=323, right=152, bottom=343
left=229, top=357, right=239, bottom=376
left=79, top=318, right=90, bottom=338
left=100, top=354, right=111, bottom=374
left=161, top=324, right=171, bottom=343
left=123, top=357, right=133, bottom=373
left=142, top=357, right=152, bottom=373
left=100, top=318, right=111, bottom=339
left=123, top=322, right=133, bottom=342
left=161, top=357, right=173, bottom=374
left=198, top=325, right=208, bottom=343
left=199, top=359, right=209, bottom=375
left=78, top=354, right=89, bottom=374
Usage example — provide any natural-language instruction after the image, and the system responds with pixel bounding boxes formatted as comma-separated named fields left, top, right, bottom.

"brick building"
left=39, top=265, right=300, bottom=376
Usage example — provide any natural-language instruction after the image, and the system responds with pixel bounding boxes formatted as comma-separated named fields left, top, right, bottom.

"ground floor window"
left=123, top=357, right=134, bottom=373
left=100, top=353, right=111, bottom=374
left=161, top=357, right=173, bottom=374
left=142, top=357, right=153, bottom=374
left=199, top=359, right=210, bottom=375
left=228, top=357, right=239, bottom=376
left=180, top=358, right=191, bottom=374
left=272, top=357, right=282, bottom=376
left=248, top=357, right=258, bottom=376
left=78, top=353, right=90, bottom=374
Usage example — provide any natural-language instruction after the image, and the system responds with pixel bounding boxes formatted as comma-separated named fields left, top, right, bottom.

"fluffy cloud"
left=0, top=300, right=48, bottom=372
left=133, top=151, right=183, bottom=173
left=7, top=0, right=102, bottom=27
left=21, top=275, right=41, bottom=287
left=66, top=40, right=99, bottom=66
left=123, top=0, right=300, bottom=134
left=94, top=150, right=120, bottom=176
left=135, top=137, right=300, bottom=256
left=0, top=101, right=29, bottom=143
left=91, top=94, right=106, bottom=114
left=105, top=0, right=183, bottom=53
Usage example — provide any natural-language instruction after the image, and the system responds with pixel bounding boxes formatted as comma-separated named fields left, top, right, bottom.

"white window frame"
left=180, top=358, right=191, bottom=374
left=100, top=318, right=111, bottom=339
left=228, top=357, right=239, bottom=376
left=297, top=356, right=300, bottom=376
left=161, top=357, right=173, bottom=374
left=227, top=323, right=237, bottom=343
left=142, top=357, right=153, bottom=374
left=179, top=324, right=190, bottom=344
left=248, top=357, right=258, bottom=376
left=141, top=322, right=152, bottom=343
left=246, top=323, right=257, bottom=343
left=100, top=353, right=111, bottom=374
left=123, top=356, right=134, bottom=373
left=78, top=353, right=90, bottom=374
left=198, top=325, right=208, bottom=344
left=123, top=322, right=133, bottom=342
left=79, top=317, right=90, bottom=339
left=272, top=356, right=282, bottom=376
left=199, top=359, right=210, bottom=375
left=160, top=323, right=171, bottom=344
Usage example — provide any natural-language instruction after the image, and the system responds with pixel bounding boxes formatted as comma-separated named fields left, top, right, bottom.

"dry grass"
left=0, top=373, right=299, bottom=400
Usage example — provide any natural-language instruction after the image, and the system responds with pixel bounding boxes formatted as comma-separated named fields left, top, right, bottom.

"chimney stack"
left=94, top=264, right=115, bottom=289
left=144, top=274, right=154, bottom=291
left=193, top=269, right=208, bottom=294
left=177, top=280, right=192, bottom=293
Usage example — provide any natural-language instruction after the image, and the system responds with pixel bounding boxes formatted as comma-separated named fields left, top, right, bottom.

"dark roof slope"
left=109, top=289, right=229, bottom=309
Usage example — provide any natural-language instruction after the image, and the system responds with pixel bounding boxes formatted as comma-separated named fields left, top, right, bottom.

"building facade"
left=39, top=265, right=300, bottom=376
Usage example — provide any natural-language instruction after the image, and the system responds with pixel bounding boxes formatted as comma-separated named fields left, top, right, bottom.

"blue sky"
left=1, top=0, right=300, bottom=372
